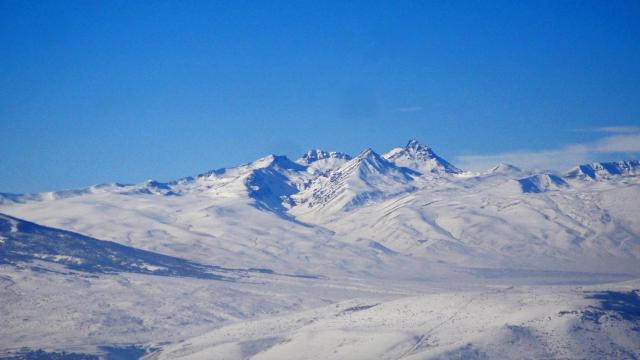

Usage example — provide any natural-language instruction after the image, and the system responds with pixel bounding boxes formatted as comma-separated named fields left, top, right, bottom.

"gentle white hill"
left=151, top=281, right=640, bottom=360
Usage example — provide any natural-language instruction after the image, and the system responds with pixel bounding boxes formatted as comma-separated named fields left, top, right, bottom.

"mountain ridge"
left=3, top=140, right=638, bottom=206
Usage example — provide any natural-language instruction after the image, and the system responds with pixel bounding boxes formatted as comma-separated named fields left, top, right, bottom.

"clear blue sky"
left=1, top=0, right=639, bottom=193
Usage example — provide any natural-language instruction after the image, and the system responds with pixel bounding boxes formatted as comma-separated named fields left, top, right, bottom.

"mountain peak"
left=252, top=154, right=305, bottom=171
left=346, top=148, right=391, bottom=174
left=357, top=148, right=377, bottom=158
left=383, top=140, right=462, bottom=174
left=405, top=139, right=430, bottom=151
left=487, top=163, right=522, bottom=174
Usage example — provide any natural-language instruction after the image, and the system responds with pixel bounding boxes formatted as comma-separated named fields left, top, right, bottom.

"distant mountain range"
left=3, top=140, right=637, bottom=204
left=1, top=140, right=639, bottom=276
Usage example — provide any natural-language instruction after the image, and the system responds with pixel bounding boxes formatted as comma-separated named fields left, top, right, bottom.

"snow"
left=516, top=174, right=569, bottom=193
left=8, top=218, right=18, bottom=232
left=0, top=140, right=639, bottom=358
left=152, top=281, right=640, bottom=360
left=296, top=149, right=351, bottom=165
left=32, top=254, right=85, bottom=264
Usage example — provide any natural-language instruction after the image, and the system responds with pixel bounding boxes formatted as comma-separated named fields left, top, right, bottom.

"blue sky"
left=1, top=0, right=639, bottom=193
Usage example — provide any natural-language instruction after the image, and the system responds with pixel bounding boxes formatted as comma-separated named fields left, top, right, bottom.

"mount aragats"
left=1, top=140, right=639, bottom=359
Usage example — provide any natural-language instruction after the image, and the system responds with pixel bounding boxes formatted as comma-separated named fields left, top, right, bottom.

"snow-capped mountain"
left=485, top=163, right=523, bottom=175
left=2, top=140, right=638, bottom=272
left=565, top=160, right=640, bottom=180
left=1, top=140, right=639, bottom=359
left=383, top=139, right=462, bottom=174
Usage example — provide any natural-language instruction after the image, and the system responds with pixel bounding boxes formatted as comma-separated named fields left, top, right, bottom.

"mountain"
left=383, top=139, right=462, bottom=174
left=486, top=163, right=523, bottom=175
left=1, top=140, right=640, bottom=359
left=163, top=154, right=312, bottom=213
left=565, top=160, right=640, bottom=180
left=2, top=142, right=639, bottom=273
left=517, top=174, right=570, bottom=193
left=292, top=148, right=420, bottom=214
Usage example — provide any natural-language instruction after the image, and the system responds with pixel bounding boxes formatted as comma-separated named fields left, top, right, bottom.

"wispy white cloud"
left=392, top=106, right=423, bottom=113
left=572, top=125, right=640, bottom=134
left=594, top=126, right=640, bottom=134
left=594, top=133, right=640, bottom=153
left=456, top=128, right=640, bottom=172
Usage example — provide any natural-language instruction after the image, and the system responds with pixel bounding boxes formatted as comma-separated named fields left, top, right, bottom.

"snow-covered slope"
left=151, top=281, right=640, bottom=360
left=0, top=213, right=232, bottom=280
left=516, top=173, right=570, bottom=193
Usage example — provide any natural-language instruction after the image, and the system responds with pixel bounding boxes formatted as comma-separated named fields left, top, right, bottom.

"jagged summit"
left=355, top=148, right=380, bottom=162
left=297, top=149, right=351, bottom=165
left=360, top=147, right=375, bottom=156
left=383, top=139, right=462, bottom=174
left=406, top=139, right=426, bottom=150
